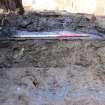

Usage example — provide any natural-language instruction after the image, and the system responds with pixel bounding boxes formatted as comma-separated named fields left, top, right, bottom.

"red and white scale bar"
left=56, top=33, right=90, bottom=39
left=14, top=31, right=102, bottom=39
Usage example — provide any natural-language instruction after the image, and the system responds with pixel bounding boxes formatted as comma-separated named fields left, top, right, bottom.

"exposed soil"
left=1, top=12, right=105, bottom=105
left=0, top=40, right=105, bottom=105
left=0, top=11, right=104, bottom=38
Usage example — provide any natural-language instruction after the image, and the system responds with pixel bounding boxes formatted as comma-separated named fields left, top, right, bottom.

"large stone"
left=95, top=18, right=105, bottom=33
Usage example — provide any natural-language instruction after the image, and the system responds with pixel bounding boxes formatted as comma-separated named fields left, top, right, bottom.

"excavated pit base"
left=1, top=40, right=105, bottom=105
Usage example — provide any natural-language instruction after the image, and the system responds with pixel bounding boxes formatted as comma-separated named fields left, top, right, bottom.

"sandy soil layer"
left=0, top=40, right=105, bottom=105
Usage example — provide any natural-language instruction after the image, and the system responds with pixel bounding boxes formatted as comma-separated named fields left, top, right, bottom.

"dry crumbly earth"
left=0, top=40, right=105, bottom=105
left=1, top=12, right=105, bottom=105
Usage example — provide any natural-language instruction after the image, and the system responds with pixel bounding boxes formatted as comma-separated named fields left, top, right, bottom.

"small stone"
left=0, top=27, right=2, bottom=30
left=13, top=47, right=24, bottom=60
left=17, top=16, right=32, bottom=28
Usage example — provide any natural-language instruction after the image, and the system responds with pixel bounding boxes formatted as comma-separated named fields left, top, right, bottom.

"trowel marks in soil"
left=1, top=66, right=105, bottom=105
left=14, top=77, right=105, bottom=105
left=16, top=79, right=70, bottom=105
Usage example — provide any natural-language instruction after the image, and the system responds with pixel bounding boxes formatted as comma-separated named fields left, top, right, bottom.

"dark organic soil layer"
left=0, top=11, right=104, bottom=38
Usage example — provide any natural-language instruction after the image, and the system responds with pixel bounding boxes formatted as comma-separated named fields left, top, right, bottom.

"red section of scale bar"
left=56, top=34, right=89, bottom=39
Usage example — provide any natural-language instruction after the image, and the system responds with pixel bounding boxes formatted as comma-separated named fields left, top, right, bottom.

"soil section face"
left=0, top=12, right=105, bottom=105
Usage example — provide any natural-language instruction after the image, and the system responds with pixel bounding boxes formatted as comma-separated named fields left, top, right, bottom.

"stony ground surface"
left=0, top=40, right=105, bottom=105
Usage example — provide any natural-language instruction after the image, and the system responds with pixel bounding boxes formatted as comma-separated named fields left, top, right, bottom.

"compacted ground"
left=1, top=12, right=105, bottom=105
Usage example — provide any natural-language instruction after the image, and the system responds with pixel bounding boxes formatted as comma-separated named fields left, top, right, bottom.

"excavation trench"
left=1, top=12, right=105, bottom=105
